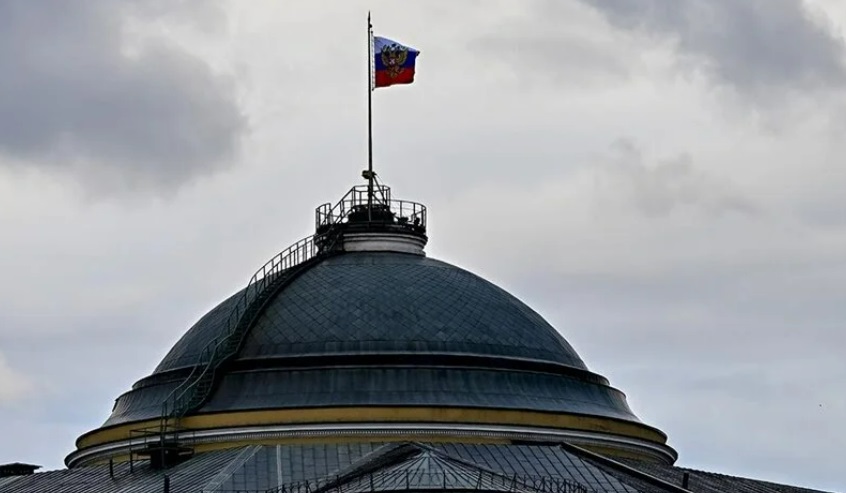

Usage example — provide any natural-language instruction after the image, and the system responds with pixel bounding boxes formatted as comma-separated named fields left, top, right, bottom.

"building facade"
left=0, top=181, right=834, bottom=493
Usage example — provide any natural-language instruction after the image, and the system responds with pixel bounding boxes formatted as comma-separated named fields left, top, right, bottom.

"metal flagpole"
left=366, top=11, right=374, bottom=220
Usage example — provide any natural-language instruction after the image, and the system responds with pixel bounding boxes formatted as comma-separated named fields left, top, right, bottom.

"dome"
left=155, top=253, right=588, bottom=374
left=102, top=252, right=635, bottom=426
left=68, top=183, right=675, bottom=468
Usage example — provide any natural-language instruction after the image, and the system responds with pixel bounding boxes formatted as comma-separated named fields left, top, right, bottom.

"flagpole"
left=366, top=11, right=374, bottom=219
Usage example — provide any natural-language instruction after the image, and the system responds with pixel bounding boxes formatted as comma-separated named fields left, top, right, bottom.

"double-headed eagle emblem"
left=380, top=43, right=408, bottom=79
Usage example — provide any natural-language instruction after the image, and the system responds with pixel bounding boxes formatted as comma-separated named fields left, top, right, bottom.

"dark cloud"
left=0, top=1, right=245, bottom=194
left=578, top=0, right=846, bottom=97
left=0, top=2, right=845, bottom=489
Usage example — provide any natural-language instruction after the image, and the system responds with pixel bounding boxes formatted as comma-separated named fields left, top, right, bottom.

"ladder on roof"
left=151, top=183, right=409, bottom=467
left=154, top=235, right=345, bottom=465
left=159, top=232, right=342, bottom=423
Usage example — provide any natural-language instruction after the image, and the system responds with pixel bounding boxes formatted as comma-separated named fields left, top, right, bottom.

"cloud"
left=0, top=1, right=246, bottom=195
left=427, top=137, right=846, bottom=490
left=596, top=139, right=759, bottom=217
left=468, top=2, right=639, bottom=86
left=0, top=1, right=845, bottom=488
left=0, top=352, right=31, bottom=404
left=577, top=0, right=846, bottom=98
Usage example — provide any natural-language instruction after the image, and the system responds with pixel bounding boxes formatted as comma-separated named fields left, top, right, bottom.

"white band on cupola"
left=341, top=231, right=427, bottom=255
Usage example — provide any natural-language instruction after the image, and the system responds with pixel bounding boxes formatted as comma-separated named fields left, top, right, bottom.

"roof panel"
left=154, top=252, right=588, bottom=374
left=4, top=443, right=830, bottom=493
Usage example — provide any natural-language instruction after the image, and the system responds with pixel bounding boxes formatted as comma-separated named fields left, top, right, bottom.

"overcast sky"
left=1, top=1, right=845, bottom=491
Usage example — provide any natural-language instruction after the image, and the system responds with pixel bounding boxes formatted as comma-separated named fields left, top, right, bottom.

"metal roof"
left=2, top=443, right=832, bottom=493
left=198, top=366, right=638, bottom=418
left=0, top=477, right=21, bottom=490
left=101, top=252, right=647, bottom=429
left=0, top=448, right=237, bottom=493
left=154, top=252, right=588, bottom=374
left=617, top=459, right=833, bottom=493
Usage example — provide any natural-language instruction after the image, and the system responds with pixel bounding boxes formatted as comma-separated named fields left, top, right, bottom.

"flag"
left=373, top=36, right=419, bottom=88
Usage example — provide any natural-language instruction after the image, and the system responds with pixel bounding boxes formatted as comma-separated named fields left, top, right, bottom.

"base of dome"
left=69, top=406, right=675, bottom=467
left=67, top=420, right=676, bottom=467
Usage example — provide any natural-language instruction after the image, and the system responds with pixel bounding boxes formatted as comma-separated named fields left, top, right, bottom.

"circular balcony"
left=315, top=184, right=427, bottom=254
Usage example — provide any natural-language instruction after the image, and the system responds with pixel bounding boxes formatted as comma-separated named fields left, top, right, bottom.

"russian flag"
left=373, top=36, right=419, bottom=88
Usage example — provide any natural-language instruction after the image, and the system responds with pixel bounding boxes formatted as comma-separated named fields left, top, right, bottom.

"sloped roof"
left=296, top=443, right=594, bottom=493
left=3, top=442, right=835, bottom=493
left=615, top=459, right=835, bottom=493
left=0, top=477, right=21, bottom=490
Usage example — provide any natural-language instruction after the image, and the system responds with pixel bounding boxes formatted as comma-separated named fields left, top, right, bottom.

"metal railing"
left=315, top=185, right=427, bottom=233
left=161, top=235, right=325, bottom=424
left=158, top=182, right=428, bottom=456
left=316, top=184, right=392, bottom=229
left=264, top=471, right=592, bottom=493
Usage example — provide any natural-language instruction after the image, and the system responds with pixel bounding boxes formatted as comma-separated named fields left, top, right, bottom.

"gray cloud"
left=1, top=2, right=845, bottom=490
left=578, top=0, right=846, bottom=97
left=0, top=1, right=245, bottom=194
left=468, top=2, right=639, bottom=86
left=515, top=263, right=846, bottom=488
left=597, top=140, right=759, bottom=217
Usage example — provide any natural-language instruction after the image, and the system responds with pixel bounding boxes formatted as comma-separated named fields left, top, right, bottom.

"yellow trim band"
left=77, top=406, right=666, bottom=450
